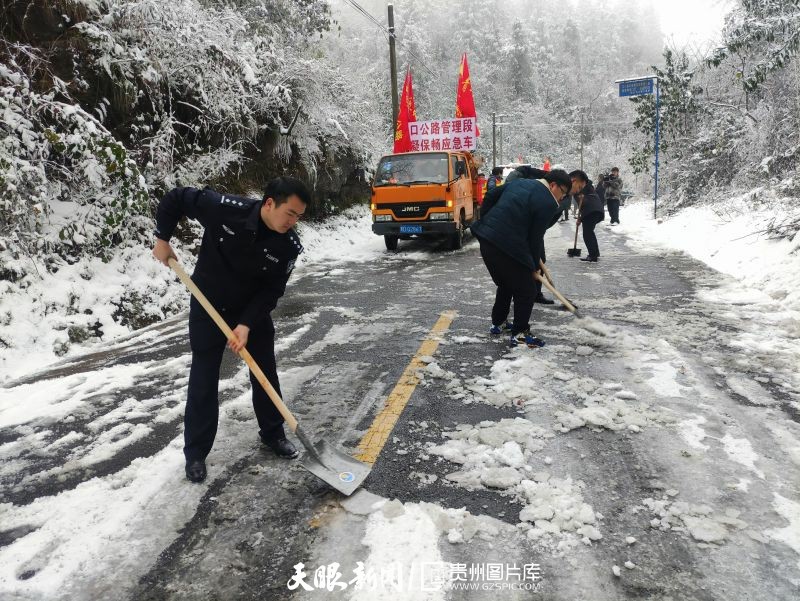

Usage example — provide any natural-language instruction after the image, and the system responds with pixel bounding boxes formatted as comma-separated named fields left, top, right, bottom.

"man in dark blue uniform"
left=471, top=170, right=572, bottom=348
left=152, top=177, right=311, bottom=483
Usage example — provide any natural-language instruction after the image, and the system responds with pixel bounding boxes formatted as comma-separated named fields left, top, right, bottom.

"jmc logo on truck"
left=370, top=151, right=484, bottom=251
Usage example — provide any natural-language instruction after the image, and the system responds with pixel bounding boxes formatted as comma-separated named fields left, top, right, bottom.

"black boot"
left=263, top=436, right=299, bottom=459
left=534, top=293, right=555, bottom=304
left=185, top=459, right=207, bottom=483
left=580, top=256, right=598, bottom=262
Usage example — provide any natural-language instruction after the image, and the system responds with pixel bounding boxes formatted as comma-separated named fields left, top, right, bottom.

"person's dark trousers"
left=184, top=302, right=284, bottom=462
left=478, top=238, right=536, bottom=334
left=607, top=198, right=620, bottom=223
left=247, top=320, right=285, bottom=442
left=561, top=205, right=569, bottom=221
left=581, top=212, right=603, bottom=258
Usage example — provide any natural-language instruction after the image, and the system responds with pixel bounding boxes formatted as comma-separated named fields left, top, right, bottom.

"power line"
left=499, top=121, right=634, bottom=128
left=342, top=0, right=386, bottom=32
left=341, top=0, right=440, bottom=79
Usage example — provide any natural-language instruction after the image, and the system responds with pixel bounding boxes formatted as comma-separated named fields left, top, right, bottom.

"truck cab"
left=370, top=151, right=483, bottom=250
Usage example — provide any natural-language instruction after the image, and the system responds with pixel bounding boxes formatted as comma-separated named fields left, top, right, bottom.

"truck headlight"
left=374, top=214, right=392, bottom=222
left=429, top=212, right=453, bottom=221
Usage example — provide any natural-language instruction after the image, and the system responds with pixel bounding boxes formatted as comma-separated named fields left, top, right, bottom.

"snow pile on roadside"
left=295, top=206, right=383, bottom=268
left=0, top=206, right=380, bottom=382
left=0, top=244, right=189, bottom=383
left=618, top=193, right=800, bottom=313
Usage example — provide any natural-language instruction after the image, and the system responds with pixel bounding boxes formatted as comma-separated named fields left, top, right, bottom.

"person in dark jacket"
left=471, top=170, right=571, bottom=348
left=595, top=174, right=606, bottom=206
left=487, top=166, right=503, bottom=191
left=570, top=170, right=604, bottom=262
left=559, top=194, right=571, bottom=221
left=603, top=167, right=623, bottom=224
left=482, top=165, right=558, bottom=305
left=152, top=177, right=311, bottom=483
left=480, top=165, right=547, bottom=219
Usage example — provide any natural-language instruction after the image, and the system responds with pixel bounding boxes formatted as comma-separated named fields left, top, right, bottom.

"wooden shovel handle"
left=539, top=260, right=555, bottom=287
left=534, top=272, right=578, bottom=315
left=168, top=258, right=299, bottom=432
left=573, top=197, right=584, bottom=247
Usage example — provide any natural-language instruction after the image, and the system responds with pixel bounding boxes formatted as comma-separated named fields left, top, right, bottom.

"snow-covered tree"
left=710, top=0, right=800, bottom=93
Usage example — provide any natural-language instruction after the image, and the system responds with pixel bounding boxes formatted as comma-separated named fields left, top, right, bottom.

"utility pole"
left=491, top=113, right=510, bottom=168
left=654, top=77, right=660, bottom=219
left=499, top=126, right=503, bottom=166
left=388, top=4, right=399, bottom=131
left=492, top=112, right=496, bottom=168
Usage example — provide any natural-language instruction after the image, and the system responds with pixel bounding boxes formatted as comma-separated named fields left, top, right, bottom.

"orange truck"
left=370, top=151, right=484, bottom=250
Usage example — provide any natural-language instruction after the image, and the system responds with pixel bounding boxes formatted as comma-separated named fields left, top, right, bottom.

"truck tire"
left=450, top=212, right=465, bottom=250
left=384, top=234, right=398, bottom=251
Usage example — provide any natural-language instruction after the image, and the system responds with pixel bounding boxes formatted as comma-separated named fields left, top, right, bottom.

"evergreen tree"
left=506, top=20, right=534, bottom=101
left=629, top=49, right=702, bottom=174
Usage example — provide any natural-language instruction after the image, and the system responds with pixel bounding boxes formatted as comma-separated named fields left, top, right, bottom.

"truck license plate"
left=399, top=225, right=422, bottom=234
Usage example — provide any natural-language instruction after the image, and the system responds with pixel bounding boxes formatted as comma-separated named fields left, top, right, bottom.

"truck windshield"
left=374, top=153, right=449, bottom=186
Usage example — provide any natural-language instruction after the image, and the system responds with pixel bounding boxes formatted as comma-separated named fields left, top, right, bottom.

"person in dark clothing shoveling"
left=486, top=165, right=560, bottom=306
left=570, top=170, right=604, bottom=262
left=471, top=170, right=572, bottom=348
left=152, top=177, right=310, bottom=483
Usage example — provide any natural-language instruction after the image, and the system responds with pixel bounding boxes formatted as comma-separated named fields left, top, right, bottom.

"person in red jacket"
left=542, top=156, right=552, bottom=172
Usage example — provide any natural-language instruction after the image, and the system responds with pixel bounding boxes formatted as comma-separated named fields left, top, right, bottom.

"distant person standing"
left=604, top=167, right=623, bottom=225
left=595, top=173, right=606, bottom=206
left=570, top=170, right=604, bottom=262
left=487, top=166, right=503, bottom=191
left=543, top=156, right=552, bottom=172
left=559, top=194, right=571, bottom=222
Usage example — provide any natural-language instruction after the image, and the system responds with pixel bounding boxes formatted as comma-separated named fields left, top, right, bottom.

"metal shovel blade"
left=296, top=426, right=371, bottom=496
left=567, top=247, right=582, bottom=257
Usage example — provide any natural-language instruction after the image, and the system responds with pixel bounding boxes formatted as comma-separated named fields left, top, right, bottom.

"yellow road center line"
left=355, top=310, right=456, bottom=465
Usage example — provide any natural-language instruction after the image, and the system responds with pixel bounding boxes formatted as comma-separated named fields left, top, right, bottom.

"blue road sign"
left=616, top=75, right=660, bottom=218
left=619, top=78, right=654, bottom=97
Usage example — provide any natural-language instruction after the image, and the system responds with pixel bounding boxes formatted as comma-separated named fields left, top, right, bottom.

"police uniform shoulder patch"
left=219, top=194, right=254, bottom=210
left=287, top=230, right=304, bottom=255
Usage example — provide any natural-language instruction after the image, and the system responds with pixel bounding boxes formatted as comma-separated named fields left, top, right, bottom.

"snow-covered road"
left=1, top=201, right=799, bottom=600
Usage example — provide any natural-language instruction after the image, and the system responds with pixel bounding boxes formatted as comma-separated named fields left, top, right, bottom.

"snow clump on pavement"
left=428, top=418, right=603, bottom=549
left=637, top=496, right=748, bottom=544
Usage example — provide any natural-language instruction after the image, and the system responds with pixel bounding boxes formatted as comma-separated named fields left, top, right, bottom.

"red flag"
left=393, top=68, right=417, bottom=153
left=455, top=53, right=479, bottom=136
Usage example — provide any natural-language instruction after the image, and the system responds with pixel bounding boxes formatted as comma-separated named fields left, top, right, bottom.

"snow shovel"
left=539, top=260, right=579, bottom=310
left=567, top=198, right=584, bottom=257
left=534, top=272, right=583, bottom=318
left=168, top=258, right=370, bottom=496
